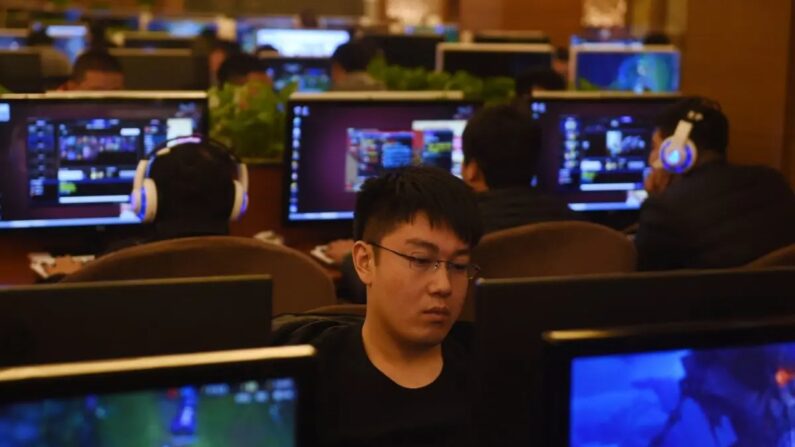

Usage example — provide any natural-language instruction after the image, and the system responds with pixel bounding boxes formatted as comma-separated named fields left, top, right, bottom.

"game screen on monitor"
left=569, top=341, right=795, bottom=447
left=147, top=19, right=216, bottom=37
left=262, top=58, right=332, bottom=92
left=441, top=47, right=552, bottom=78
left=286, top=100, right=476, bottom=221
left=0, top=97, right=206, bottom=229
left=255, top=29, right=350, bottom=58
left=573, top=48, right=681, bottom=93
left=44, top=25, right=87, bottom=64
left=0, top=31, right=26, bottom=50
left=530, top=96, right=678, bottom=212
left=0, top=377, right=298, bottom=446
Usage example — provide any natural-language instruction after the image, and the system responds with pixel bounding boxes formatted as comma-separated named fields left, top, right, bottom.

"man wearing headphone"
left=43, top=137, right=247, bottom=279
left=635, top=96, right=795, bottom=270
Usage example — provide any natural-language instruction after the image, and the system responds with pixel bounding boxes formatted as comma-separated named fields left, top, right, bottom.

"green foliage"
left=0, top=84, right=8, bottom=95
left=208, top=80, right=297, bottom=162
left=367, top=57, right=516, bottom=105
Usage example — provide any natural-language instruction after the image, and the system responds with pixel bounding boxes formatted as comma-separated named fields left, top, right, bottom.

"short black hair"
left=655, top=96, right=729, bottom=155
left=27, top=28, right=53, bottom=46
left=217, top=53, right=261, bottom=85
left=515, top=68, right=566, bottom=94
left=462, top=104, right=541, bottom=188
left=148, top=141, right=238, bottom=224
left=331, top=41, right=374, bottom=73
left=642, top=32, right=672, bottom=45
left=71, top=50, right=123, bottom=82
left=353, top=166, right=483, bottom=249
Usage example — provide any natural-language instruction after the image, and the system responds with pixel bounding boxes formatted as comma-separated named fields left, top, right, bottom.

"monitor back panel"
left=0, top=275, right=273, bottom=367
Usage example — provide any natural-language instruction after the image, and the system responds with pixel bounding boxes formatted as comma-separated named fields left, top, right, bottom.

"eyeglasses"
left=367, top=242, right=481, bottom=280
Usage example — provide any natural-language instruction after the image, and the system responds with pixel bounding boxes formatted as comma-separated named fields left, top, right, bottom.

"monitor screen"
left=0, top=377, right=299, bottom=446
left=123, top=32, right=195, bottom=50
left=148, top=18, right=216, bottom=37
left=438, top=43, right=553, bottom=78
left=572, top=45, right=681, bottom=92
left=550, top=320, right=795, bottom=447
left=0, top=93, right=207, bottom=229
left=0, top=345, right=315, bottom=447
left=0, top=29, right=26, bottom=50
left=261, top=57, right=332, bottom=92
left=361, top=34, right=443, bottom=70
left=45, top=24, right=87, bottom=64
left=529, top=93, right=679, bottom=212
left=255, top=29, right=350, bottom=57
left=285, top=96, right=477, bottom=222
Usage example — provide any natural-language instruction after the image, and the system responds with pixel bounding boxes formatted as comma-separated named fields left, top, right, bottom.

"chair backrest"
left=746, top=243, right=795, bottom=268
left=461, top=221, right=637, bottom=321
left=473, top=221, right=637, bottom=278
left=62, top=236, right=336, bottom=315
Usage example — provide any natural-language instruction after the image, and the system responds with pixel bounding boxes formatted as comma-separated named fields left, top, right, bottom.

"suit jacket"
left=635, top=162, right=795, bottom=270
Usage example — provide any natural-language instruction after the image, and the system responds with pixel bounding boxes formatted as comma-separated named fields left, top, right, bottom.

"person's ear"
left=351, top=241, right=375, bottom=286
left=463, top=159, right=488, bottom=192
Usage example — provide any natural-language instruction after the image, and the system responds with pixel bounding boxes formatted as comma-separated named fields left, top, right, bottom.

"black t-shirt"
left=313, top=324, right=474, bottom=447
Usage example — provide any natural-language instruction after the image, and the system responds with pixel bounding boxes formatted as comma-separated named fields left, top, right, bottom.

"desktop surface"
left=284, top=97, right=477, bottom=223
left=0, top=93, right=207, bottom=230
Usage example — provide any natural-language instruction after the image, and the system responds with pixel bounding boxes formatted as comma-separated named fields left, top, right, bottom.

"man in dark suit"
left=635, top=97, right=795, bottom=270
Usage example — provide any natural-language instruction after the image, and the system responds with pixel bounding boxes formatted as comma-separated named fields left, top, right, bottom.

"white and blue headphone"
left=131, top=135, right=249, bottom=223
left=656, top=109, right=704, bottom=174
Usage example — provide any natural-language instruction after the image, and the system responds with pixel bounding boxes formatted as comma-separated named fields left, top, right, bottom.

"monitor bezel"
left=436, top=42, right=555, bottom=73
left=282, top=93, right=477, bottom=225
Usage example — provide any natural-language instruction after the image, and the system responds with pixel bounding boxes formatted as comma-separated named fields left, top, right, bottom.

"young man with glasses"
left=314, top=166, right=483, bottom=446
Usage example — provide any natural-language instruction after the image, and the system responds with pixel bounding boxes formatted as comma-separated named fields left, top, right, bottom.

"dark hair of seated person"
left=71, top=50, right=123, bottom=82
left=146, top=140, right=238, bottom=237
left=515, top=67, right=566, bottom=93
left=330, top=41, right=375, bottom=73
left=655, top=96, right=729, bottom=157
left=216, top=53, right=262, bottom=86
left=353, top=165, right=483, bottom=248
left=462, top=104, right=542, bottom=188
left=27, top=28, right=54, bottom=46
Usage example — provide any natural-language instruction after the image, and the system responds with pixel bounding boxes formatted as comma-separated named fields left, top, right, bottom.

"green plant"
left=0, top=84, right=8, bottom=95
left=367, top=57, right=516, bottom=105
left=208, top=81, right=297, bottom=162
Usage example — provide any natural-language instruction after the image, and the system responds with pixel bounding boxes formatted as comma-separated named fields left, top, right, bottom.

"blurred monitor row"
left=0, top=91, right=678, bottom=231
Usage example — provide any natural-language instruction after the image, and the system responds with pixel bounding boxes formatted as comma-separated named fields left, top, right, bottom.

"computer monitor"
left=361, top=33, right=444, bottom=70
left=529, top=91, right=680, bottom=218
left=147, top=16, right=217, bottom=37
left=255, top=28, right=350, bottom=57
left=0, top=275, right=273, bottom=367
left=570, top=44, right=681, bottom=92
left=473, top=30, right=550, bottom=44
left=236, top=15, right=298, bottom=54
left=283, top=92, right=475, bottom=223
left=436, top=43, right=554, bottom=78
left=44, top=24, right=88, bottom=64
left=543, top=318, right=795, bottom=446
left=0, top=345, right=315, bottom=446
left=0, top=49, right=43, bottom=92
left=0, top=28, right=27, bottom=50
left=260, top=56, right=332, bottom=92
left=404, top=24, right=460, bottom=42
left=473, top=267, right=795, bottom=446
left=0, top=91, right=207, bottom=230
left=109, top=48, right=210, bottom=90
left=122, top=31, right=195, bottom=49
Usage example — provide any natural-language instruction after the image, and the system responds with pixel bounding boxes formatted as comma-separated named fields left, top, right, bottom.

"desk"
left=0, top=164, right=349, bottom=285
